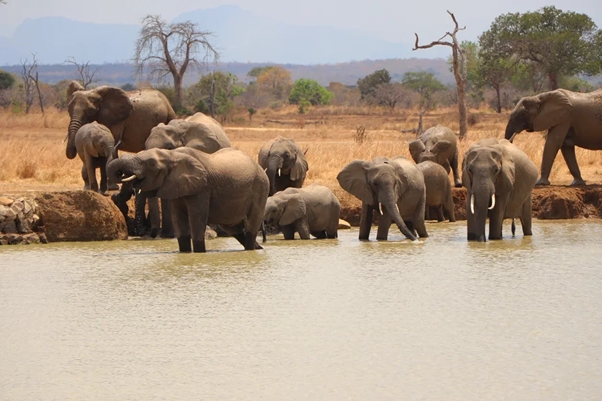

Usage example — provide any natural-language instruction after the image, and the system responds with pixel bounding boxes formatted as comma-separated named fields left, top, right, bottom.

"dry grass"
left=1, top=107, right=601, bottom=202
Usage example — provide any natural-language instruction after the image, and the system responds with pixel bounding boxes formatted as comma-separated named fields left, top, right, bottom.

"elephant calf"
left=74, top=122, right=116, bottom=194
left=409, top=124, right=462, bottom=187
left=416, top=161, right=456, bottom=222
left=264, top=184, right=340, bottom=240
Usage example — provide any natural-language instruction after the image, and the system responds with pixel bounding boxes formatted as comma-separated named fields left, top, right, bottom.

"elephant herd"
left=63, top=81, right=602, bottom=251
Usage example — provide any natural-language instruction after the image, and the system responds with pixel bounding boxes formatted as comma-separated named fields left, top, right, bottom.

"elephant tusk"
left=379, top=203, right=384, bottom=216
left=278, top=168, right=281, bottom=177
left=489, top=194, right=496, bottom=210
left=62, top=133, right=69, bottom=143
left=508, top=133, right=517, bottom=143
left=470, top=195, right=475, bottom=215
left=121, top=174, right=137, bottom=182
left=395, top=204, right=401, bottom=217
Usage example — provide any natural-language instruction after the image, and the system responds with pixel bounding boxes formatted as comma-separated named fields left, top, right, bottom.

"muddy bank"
left=339, top=185, right=602, bottom=226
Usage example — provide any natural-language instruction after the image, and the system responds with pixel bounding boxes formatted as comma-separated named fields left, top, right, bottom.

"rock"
left=35, top=191, right=128, bottom=242
left=0, top=204, right=16, bottom=222
left=338, top=219, right=351, bottom=229
left=2, top=220, right=17, bottom=234
left=0, top=197, right=12, bottom=206
left=205, top=227, right=218, bottom=239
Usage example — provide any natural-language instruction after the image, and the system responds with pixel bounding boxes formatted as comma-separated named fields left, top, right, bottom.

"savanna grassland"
left=1, top=106, right=602, bottom=211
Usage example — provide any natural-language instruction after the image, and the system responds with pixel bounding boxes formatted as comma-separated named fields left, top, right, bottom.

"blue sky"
left=1, top=0, right=600, bottom=43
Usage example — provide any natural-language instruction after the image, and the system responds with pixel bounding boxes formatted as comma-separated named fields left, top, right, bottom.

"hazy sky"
left=1, top=0, right=600, bottom=44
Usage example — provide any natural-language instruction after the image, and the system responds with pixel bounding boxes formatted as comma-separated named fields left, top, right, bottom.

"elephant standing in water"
left=74, top=122, right=116, bottom=194
left=64, top=81, right=176, bottom=236
left=258, top=136, right=308, bottom=196
left=409, top=124, right=462, bottom=188
left=462, top=138, right=538, bottom=242
left=505, top=88, right=602, bottom=186
left=264, top=184, right=340, bottom=240
left=107, top=147, right=269, bottom=252
left=337, top=156, right=427, bottom=241
left=416, top=161, right=456, bottom=222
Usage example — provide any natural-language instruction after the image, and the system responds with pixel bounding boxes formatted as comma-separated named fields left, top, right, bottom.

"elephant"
left=263, top=184, right=340, bottom=240
left=258, top=136, right=308, bottom=196
left=106, top=147, right=269, bottom=252
left=409, top=124, right=462, bottom=187
left=145, top=112, right=232, bottom=152
left=504, top=88, right=602, bottom=186
left=65, top=80, right=177, bottom=237
left=462, top=138, right=538, bottom=242
left=74, top=122, right=116, bottom=194
left=337, top=156, right=428, bottom=241
left=416, top=161, right=456, bottom=222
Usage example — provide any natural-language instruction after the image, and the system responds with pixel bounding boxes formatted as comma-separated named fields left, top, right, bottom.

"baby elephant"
left=75, top=122, right=116, bottom=194
left=264, top=184, right=340, bottom=240
left=416, top=161, right=456, bottom=222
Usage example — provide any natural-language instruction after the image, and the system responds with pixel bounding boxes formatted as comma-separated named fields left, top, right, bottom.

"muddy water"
left=1, top=220, right=601, bottom=400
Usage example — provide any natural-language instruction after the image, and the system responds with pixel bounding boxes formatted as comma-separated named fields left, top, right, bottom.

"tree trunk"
left=173, top=74, right=183, bottom=111
left=548, top=72, right=559, bottom=90
left=453, top=48, right=468, bottom=140
left=34, top=71, right=44, bottom=114
left=494, top=85, right=501, bottom=114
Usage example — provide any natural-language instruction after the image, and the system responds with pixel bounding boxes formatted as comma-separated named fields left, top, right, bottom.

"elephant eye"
left=493, top=166, right=500, bottom=174
left=284, top=152, right=290, bottom=158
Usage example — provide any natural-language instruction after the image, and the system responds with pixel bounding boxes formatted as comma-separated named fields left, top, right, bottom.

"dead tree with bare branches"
left=65, top=57, right=99, bottom=89
left=413, top=10, right=468, bottom=140
left=134, top=14, right=220, bottom=111
left=20, top=55, right=44, bottom=114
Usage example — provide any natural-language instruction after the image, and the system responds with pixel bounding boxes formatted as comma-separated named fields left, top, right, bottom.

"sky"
left=1, top=0, right=600, bottom=43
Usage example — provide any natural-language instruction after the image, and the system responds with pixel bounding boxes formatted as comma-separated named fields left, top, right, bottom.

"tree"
left=256, top=66, right=292, bottom=100
left=414, top=11, right=468, bottom=140
left=20, top=55, right=44, bottom=114
left=372, top=83, right=409, bottom=111
left=479, top=6, right=602, bottom=90
left=402, top=72, right=446, bottom=109
left=65, top=57, right=99, bottom=89
left=134, top=14, right=219, bottom=111
left=357, top=69, right=391, bottom=103
left=194, top=72, right=242, bottom=122
left=478, top=51, right=514, bottom=113
left=289, top=78, right=333, bottom=107
left=247, top=66, right=274, bottom=79
left=0, top=70, right=15, bottom=90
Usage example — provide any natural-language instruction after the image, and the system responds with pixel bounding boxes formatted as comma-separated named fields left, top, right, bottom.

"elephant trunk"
left=504, top=121, right=516, bottom=142
left=66, top=119, right=82, bottom=159
left=380, top=190, right=417, bottom=241
left=107, top=157, right=140, bottom=185
left=266, top=156, right=283, bottom=196
left=467, top=180, right=495, bottom=242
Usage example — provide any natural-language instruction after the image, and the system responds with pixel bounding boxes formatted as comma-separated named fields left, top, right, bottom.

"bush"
left=289, top=79, right=333, bottom=106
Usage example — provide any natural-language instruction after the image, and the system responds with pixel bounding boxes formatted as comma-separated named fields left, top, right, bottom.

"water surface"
left=1, top=220, right=601, bottom=400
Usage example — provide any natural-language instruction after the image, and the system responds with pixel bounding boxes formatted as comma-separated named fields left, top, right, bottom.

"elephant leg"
left=326, top=218, right=338, bottom=239
left=171, top=199, right=192, bottom=252
left=295, top=219, right=311, bottom=239
left=133, top=192, right=148, bottom=237
left=147, top=197, right=161, bottom=238
left=311, top=230, right=327, bottom=239
left=537, top=122, right=570, bottom=185
left=376, top=210, right=392, bottom=240
left=281, top=224, right=296, bottom=240
left=560, top=143, right=586, bottom=186
left=85, top=154, right=99, bottom=193
left=160, top=199, right=175, bottom=238
left=519, top=195, right=533, bottom=236
left=488, top=203, right=506, bottom=240
left=184, top=196, right=208, bottom=253
left=444, top=192, right=456, bottom=222
left=435, top=205, right=445, bottom=222
left=359, top=203, right=373, bottom=240
left=99, top=157, right=108, bottom=195
left=80, top=164, right=90, bottom=191
left=450, top=151, right=462, bottom=187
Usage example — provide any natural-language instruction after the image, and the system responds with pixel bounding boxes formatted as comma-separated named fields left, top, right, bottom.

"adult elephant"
left=337, top=156, right=427, bottom=241
left=258, top=136, right=308, bottom=196
left=65, top=80, right=177, bottom=236
left=106, top=147, right=269, bottom=252
left=462, top=138, right=538, bottom=242
left=263, top=184, right=340, bottom=240
left=505, top=88, right=602, bottom=186
left=409, top=124, right=462, bottom=187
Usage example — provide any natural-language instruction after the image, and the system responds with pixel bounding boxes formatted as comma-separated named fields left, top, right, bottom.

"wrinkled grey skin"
left=74, top=122, right=116, bottom=194
left=337, top=156, right=427, bottom=241
left=409, top=124, right=461, bottom=187
left=258, top=136, right=308, bottom=196
left=142, top=113, right=232, bottom=238
left=145, top=113, right=231, bottom=152
left=65, top=80, right=177, bottom=237
left=505, top=88, right=602, bottom=186
left=462, top=138, right=538, bottom=242
left=416, top=161, right=456, bottom=222
left=107, top=147, right=269, bottom=252
left=264, top=184, right=340, bottom=240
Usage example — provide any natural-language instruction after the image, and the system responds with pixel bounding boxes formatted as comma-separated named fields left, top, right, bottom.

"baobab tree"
left=134, top=14, right=219, bottom=111
left=413, top=11, right=468, bottom=140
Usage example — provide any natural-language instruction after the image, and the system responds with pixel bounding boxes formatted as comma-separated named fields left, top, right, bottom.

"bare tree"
left=20, top=54, right=44, bottom=114
left=413, top=11, right=468, bottom=140
left=65, top=57, right=99, bottom=89
left=372, top=83, right=409, bottom=111
left=134, top=14, right=219, bottom=111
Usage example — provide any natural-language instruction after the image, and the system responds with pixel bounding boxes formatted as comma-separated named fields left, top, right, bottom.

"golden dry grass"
left=1, top=107, right=601, bottom=204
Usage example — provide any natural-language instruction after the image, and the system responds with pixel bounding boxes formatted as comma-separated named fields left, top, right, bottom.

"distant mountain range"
left=0, top=5, right=447, bottom=66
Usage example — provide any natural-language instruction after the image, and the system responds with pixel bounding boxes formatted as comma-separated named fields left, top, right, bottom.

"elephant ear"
left=431, top=140, right=453, bottom=159
left=184, top=121, right=224, bottom=154
left=530, top=90, right=572, bottom=132
left=290, top=150, right=308, bottom=181
left=336, top=160, right=374, bottom=205
left=94, top=86, right=134, bottom=128
left=408, top=139, right=425, bottom=163
left=279, top=196, right=306, bottom=226
left=461, top=146, right=480, bottom=189
left=157, top=152, right=207, bottom=200
left=258, top=138, right=276, bottom=168
left=67, top=80, right=84, bottom=103
left=493, top=146, right=515, bottom=192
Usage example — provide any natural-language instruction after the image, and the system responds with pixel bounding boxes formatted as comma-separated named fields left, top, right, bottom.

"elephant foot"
left=535, top=177, right=550, bottom=186
left=177, top=236, right=192, bottom=252
left=192, top=239, right=206, bottom=253
left=569, top=178, right=586, bottom=186
left=150, top=227, right=159, bottom=239
left=467, top=232, right=486, bottom=242
left=454, top=181, right=462, bottom=188
left=160, top=229, right=175, bottom=239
